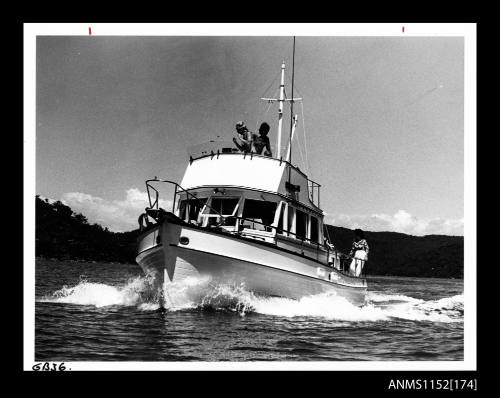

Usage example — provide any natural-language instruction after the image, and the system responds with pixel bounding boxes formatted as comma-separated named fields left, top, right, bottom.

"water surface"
left=35, top=258, right=463, bottom=361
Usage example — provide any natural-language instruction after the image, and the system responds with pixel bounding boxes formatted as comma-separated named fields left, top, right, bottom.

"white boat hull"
left=136, top=219, right=367, bottom=306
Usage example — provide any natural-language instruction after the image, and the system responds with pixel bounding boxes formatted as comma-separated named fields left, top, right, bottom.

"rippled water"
left=35, top=258, right=464, bottom=361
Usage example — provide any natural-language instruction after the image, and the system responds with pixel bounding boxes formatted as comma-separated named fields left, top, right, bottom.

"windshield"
left=203, top=197, right=240, bottom=216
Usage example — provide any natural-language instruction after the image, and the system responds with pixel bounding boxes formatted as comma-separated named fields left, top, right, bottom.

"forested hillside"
left=35, top=196, right=463, bottom=278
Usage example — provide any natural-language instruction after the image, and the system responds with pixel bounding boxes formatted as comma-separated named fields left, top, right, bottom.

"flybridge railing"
left=187, top=140, right=277, bottom=161
left=184, top=141, right=322, bottom=209
left=144, top=178, right=366, bottom=278
left=187, top=140, right=240, bottom=159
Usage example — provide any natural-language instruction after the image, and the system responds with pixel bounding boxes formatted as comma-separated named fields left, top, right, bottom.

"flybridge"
left=181, top=147, right=321, bottom=211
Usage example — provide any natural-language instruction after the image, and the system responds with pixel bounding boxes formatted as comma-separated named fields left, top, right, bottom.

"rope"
left=294, top=118, right=306, bottom=170
left=286, top=80, right=312, bottom=178
left=300, top=101, right=312, bottom=178
left=288, top=36, right=296, bottom=176
left=246, top=64, right=282, bottom=133
left=252, top=65, right=282, bottom=132
left=255, top=87, right=278, bottom=132
left=282, top=80, right=311, bottom=177
left=260, top=67, right=283, bottom=99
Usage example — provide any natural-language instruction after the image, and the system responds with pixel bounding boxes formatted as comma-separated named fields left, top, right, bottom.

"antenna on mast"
left=288, top=36, right=296, bottom=168
left=260, top=46, right=301, bottom=159
left=277, top=62, right=286, bottom=158
left=261, top=62, right=286, bottom=158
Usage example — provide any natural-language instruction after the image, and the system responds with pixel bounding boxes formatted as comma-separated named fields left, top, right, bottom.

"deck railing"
left=143, top=178, right=366, bottom=277
left=146, top=178, right=322, bottom=245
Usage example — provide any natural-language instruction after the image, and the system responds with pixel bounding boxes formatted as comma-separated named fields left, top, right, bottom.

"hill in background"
left=35, top=196, right=138, bottom=264
left=35, top=196, right=463, bottom=278
left=325, top=226, right=463, bottom=278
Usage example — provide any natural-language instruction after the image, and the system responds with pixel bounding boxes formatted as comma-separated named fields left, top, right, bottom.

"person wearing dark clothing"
left=138, top=208, right=153, bottom=231
left=232, top=121, right=252, bottom=153
left=252, top=122, right=272, bottom=157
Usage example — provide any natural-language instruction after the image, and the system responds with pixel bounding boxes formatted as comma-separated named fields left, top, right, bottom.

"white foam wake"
left=365, top=292, right=463, bottom=323
left=39, top=274, right=160, bottom=309
left=38, top=275, right=463, bottom=323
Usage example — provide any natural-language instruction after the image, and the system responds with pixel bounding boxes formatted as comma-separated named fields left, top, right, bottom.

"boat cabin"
left=152, top=140, right=332, bottom=263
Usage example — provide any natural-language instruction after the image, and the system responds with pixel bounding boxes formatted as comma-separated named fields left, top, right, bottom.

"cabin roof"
left=180, top=153, right=322, bottom=212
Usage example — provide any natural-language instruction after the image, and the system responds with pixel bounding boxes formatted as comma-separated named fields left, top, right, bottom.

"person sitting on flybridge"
left=232, top=121, right=252, bottom=153
left=349, top=229, right=369, bottom=277
left=251, top=122, right=272, bottom=157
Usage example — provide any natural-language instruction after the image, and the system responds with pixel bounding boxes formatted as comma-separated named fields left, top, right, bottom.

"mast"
left=276, top=62, right=286, bottom=159
left=287, top=36, right=296, bottom=167
left=260, top=40, right=301, bottom=160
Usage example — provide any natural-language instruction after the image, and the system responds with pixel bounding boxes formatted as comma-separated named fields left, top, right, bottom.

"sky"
left=36, top=35, right=464, bottom=235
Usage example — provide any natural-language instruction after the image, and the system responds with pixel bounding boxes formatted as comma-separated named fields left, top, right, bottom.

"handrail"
left=146, top=178, right=235, bottom=221
left=335, top=254, right=368, bottom=278
left=146, top=178, right=323, bottom=246
left=144, top=178, right=367, bottom=278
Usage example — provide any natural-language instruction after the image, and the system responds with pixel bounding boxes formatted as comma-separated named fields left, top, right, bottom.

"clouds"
left=325, top=209, right=463, bottom=236
left=60, top=188, right=463, bottom=236
left=61, top=188, right=172, bottom=232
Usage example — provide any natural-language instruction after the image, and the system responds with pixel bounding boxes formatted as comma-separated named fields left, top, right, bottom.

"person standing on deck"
left=232, top=121, right=252, bottom=153
left=252, top=122, right=272, bottom=157
left=349, top=229, right=369, bottom=277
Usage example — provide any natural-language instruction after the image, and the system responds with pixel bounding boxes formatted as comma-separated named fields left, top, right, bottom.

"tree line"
left=35, top=196, right=463, bottom=278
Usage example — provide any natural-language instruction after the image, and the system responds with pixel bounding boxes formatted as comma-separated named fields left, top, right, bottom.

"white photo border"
left=24, top=22, right=476, bottom=371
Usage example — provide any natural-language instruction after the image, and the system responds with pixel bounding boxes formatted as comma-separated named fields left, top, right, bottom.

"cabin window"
left=310, top=216, right=319, bottom=243
left=179, top=198, right=207, bottom=223
left=287, top=206, right=295, bottom=236
left=202, top=197, right=239, bottom=227
left=206, top=198, right=239, bottom=216
left=295, top=209, right=308, bottom=240
left=241, top=199, right=277, bottom=231
left=179, top=200, right=187, bottom=219
left=277, top=203, right=284, bottom=234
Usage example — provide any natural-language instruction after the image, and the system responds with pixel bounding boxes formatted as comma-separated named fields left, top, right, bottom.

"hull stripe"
left=170, top=244, right=366, bottom=290
left=156, top=217, right=332, bottom=268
